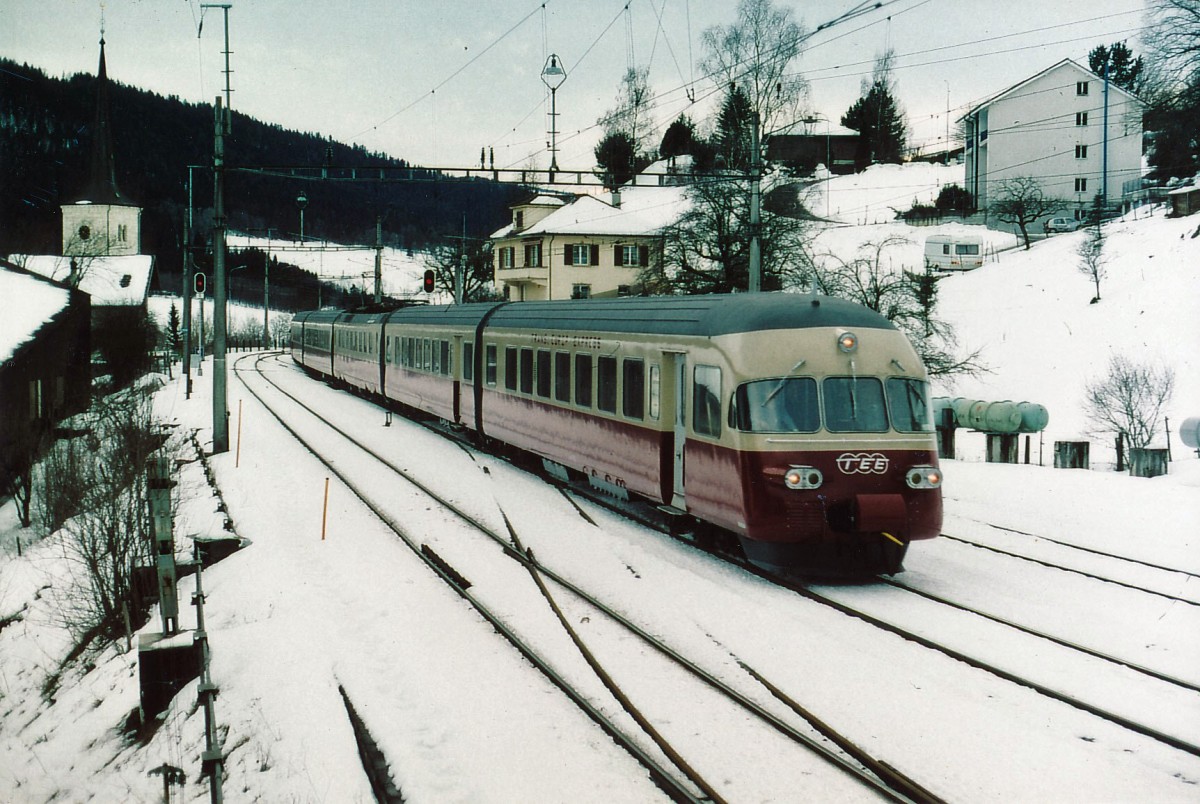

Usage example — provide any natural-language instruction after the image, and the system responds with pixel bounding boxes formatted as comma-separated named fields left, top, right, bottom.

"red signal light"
left=422, top=269, right=435, bottom=293
left=194, top=272, right=206, bottom=295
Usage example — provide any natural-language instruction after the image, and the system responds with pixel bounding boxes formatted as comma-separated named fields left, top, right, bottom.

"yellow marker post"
left=321, top=477, right=330, bottom=541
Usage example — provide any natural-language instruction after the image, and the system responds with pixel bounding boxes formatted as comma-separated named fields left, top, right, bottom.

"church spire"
left=83, top=34, right=126, bottom=205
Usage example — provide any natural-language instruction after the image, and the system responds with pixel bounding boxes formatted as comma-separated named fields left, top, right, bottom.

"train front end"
left=714, top=320, right=942, bottom=577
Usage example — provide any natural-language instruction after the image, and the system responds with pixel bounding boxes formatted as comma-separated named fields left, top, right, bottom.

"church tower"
left=61, top=34, right=142, bottom=259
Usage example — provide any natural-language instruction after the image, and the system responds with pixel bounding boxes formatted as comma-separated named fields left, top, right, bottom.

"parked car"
left=1045, top=217, right=1082, bottom=233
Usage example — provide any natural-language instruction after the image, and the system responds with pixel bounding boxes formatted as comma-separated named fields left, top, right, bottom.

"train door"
left=664, top=351, right=687, bottom=510
left=452, top=334, right=463, bottom=425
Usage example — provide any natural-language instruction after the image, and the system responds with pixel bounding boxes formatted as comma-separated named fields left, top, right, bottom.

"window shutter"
left=590, top=244, right=599, bottom=266
left=638, top=245, right=649, bottom=267
left=613, top=245, right=624, bottom=266
left=564, top=244, right=573, bottom=265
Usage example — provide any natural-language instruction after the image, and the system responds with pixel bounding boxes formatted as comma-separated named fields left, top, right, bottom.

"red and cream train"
left=290, top=293, right=942, bottom=575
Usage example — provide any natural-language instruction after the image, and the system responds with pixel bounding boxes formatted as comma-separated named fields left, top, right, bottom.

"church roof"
left=78, top=37, right=134, bottom=206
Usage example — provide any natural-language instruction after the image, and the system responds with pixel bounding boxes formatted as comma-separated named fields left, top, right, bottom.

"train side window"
left=520, top=348, right=534, bottom=394
left=536, top=349, right=552, bottom=398
left=574, top=354, right=593, bottom=407
left=463, top=343, right=474, bottom=383
left=648, top=364, right=660, bottom=420
left=440, top=340, right=451, bottom=376
left=622, top=358, right=645, bottom=420
left=554, top=351, right=571, bottom=403
left=423, top=339, right=432, bottom=371
left=823, top=377, right=888, bottom=432
left=597, top=356, right=617, bottom=413
left=486, top=344, right=497, bottom=386
left=886, top=378, right=934, bottom=433
left=504, top=347, right=517, bottom=391
left=693, top=365, right=722, bottom=438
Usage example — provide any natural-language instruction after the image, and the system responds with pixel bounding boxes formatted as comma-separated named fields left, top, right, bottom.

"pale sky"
left=1, top=1, right=1147, bottom=170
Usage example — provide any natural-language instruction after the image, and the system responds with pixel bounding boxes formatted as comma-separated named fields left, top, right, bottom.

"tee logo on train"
left=836, top=453, right=890, bottom=475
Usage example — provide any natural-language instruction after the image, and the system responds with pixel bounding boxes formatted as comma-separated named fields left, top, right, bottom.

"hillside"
left=0, top=57, right=523, bottom=279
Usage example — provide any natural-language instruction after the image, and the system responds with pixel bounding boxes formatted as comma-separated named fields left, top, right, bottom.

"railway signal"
left=194, top=272, right=206, bottom=295
left=423, top=269, right=435, bottom=293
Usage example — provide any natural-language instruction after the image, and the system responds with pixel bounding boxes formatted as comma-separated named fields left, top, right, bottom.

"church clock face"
left=78, top=224, right=91, bottom=241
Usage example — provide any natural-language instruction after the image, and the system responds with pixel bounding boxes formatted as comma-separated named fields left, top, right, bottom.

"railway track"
left=236, top=353, right=937, bottom=803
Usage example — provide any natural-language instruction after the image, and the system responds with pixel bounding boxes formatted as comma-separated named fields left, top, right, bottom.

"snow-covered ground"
left=3, top=166, right=1199, bottom=802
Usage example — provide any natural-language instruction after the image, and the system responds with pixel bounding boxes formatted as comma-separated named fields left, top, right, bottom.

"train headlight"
left=784, top=466, right=824, bottom=490
left=905, top=466, right=942, bottom=489
left=837, top=331, right=858, bottom=353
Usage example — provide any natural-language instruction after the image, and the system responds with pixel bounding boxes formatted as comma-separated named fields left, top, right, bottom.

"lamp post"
left=296, top=190, right=307, bottom=241
left=541, top=54, right=567, bottom=177
left=804, top=116, right=832, bottom=218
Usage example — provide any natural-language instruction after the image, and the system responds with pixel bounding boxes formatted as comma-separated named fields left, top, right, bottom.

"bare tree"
left=813, top=235, right=987, bottom=379
left=991, top=177, right=1063, bottom=249
left=1077, top=196, right=1107, bottom=302
left=700, top=0, right=810, bottom=137
left=598, top=66, right=657, bottom=161
left=39, top=386, right=165, bottom=644
left=1084, top=354, right=1176, bottom=449
left=423, top=240, right=498, bottom=302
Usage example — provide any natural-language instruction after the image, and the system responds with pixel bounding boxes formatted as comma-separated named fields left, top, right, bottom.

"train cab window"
left=574, top=354, right=593, bottom=407
left=464, top=343, right=474, bottom=383
left=486, top=344, right=497, bottom=386
left=504, top=347, right=518, bottom=390
left=693, top=365, right=722, bottom=438
left=823, top=377, right=888, bottom=432
left=732, top=378, right=819, bottom=433
left=887, top=378, right=934, bottom=433
left=597, top=356, right=617, bottom=413
left=554, top=352, right=571, bottom=403
left=536, top=350, right=552, bottom=398
left=622, top=359, right=645, bottom=420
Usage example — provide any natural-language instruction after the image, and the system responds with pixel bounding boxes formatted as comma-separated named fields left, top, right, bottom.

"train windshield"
left=887, top=377, right=934, bottom=433
left=733, top=377, right=819, bottom=433
left=823, top=377, right=889, bottom=432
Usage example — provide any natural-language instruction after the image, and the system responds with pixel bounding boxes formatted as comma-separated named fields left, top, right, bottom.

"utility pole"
left=748, top=112, right=763, bottom=293
left=374, top=216, right=383, bottom=305
left=212, top=95, right=229, bottom=453
left=263, top=233, right=270, bottom=348
left=1102, top=56, right=1110, bottom=207
left=183, top=166, right=195, bottom=398
left=456, top=213, right=466, bottom=305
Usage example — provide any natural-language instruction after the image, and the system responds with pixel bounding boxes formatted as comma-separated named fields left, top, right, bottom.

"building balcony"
left=497, top=264, right=548, bottom=282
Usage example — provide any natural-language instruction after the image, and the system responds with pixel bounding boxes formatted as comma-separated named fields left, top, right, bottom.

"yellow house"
left=491, top=185, right=689, bottom=300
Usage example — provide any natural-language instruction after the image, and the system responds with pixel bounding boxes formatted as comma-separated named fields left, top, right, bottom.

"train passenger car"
left=292, top=293, right=942, bottom=576
left=290, top=309, right=343, bottom=377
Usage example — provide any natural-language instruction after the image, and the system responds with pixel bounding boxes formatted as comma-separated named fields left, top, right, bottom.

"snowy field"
left=2, top=166, right=1199, bottom=802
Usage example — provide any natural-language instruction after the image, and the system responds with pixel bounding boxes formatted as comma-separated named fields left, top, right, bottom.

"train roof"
left=487, top=294, right=896, bottom=337
left=293, top=294, right=897, bottom=337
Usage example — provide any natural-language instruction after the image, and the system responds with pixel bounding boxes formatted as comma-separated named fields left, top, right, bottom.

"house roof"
left=12, top=254, right=154, bottom=307
left=958, top=58, right=1143, bottom=123
left=0, top=262, right=72, bottom=364
left=492, top=185, right=689, bottom=239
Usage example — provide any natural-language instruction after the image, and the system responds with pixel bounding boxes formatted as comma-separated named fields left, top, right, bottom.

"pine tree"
left=714, top=84, right=754, bottom=171
left=841, top=52, right=908, bottom=169
left=1089, top=43, right=1144, bottom=94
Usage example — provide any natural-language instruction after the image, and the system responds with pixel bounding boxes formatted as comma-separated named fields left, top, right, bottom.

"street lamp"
left=804, top=115, right=832, bottom=218
left=541, top=54, right=567, bottom=175
left=296, top=190, right=308, bottom=241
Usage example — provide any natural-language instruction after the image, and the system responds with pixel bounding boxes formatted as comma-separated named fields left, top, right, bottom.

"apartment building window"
left=1076, top=111, right=1088, bottom=126
left=1076, top=81, right=1089, bottom=96
left=572, top=284, right=591, bottom=299
left=1075, top=144, right=1088, bottom=159
left=1075, top=177, right=1088, bottom=192
left=523, top=242, right=542, bottom=267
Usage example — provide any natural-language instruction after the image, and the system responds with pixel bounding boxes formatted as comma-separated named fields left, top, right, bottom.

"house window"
left=1075, top=178, right=1088, bottom=192
left=117, top=224, right=128, bottom=242
left=78, top=224, right=90, bottom=241
left=566, top=244, right=597, bottom=266
left=614, top=244, right=650, bottom=267
left=515, top=210, right=524, bottom=229
left=1076, top=111, right=1088, bottom=126
left=523, top=242, right=542, bottom=267
left=617, top=284, right=632, bottom=297
left=1076, top=81, right=1089, bottom=96
left=1075, top=144, right=1088, bottom=159
left=572, top=284, right=591, bottom=299
left=499, top=247, right=514, bottom=269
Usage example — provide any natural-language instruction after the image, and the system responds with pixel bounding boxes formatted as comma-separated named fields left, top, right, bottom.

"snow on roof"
left=518, top=185, right=689, bottom=237
left=12, top=254, right=153, bottom=306
left=0, top=265, right=71, bottom=364
left=959, top=57, right=1143, bottom=122
left=518, top=194, right=567, bottom=208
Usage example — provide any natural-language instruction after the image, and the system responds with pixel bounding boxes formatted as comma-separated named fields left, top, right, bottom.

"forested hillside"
left=0, top=57, right=522, bottom=291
